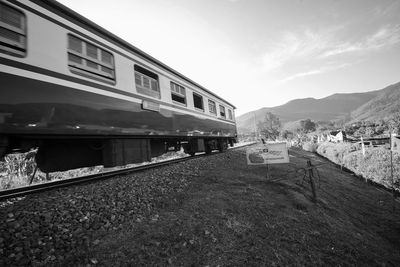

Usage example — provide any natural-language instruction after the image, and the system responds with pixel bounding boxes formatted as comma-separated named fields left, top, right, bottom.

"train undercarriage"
left=0, top=135, right=236, bottom=173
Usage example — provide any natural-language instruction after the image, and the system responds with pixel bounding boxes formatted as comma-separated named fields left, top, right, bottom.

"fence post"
left=307, top=160, right=317, bottom=202
left=390, top=134, right=395, bottom=212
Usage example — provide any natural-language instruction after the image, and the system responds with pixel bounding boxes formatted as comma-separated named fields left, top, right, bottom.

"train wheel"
left=183, top=144, right=195, bottom=156
left=218, top=140, right=228, bottom=152
left=205, top=142, right=212, bottom=154
left=229, top=139, right=234, bottom=147
left=0, top=136, right=9, bottom=158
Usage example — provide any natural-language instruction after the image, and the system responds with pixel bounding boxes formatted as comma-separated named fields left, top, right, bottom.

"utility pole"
left=253, top=112, right=257, bottom=141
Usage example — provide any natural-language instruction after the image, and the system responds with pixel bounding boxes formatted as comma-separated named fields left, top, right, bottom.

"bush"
left=0, top=150, right=38, bottom=189
left=343, top=148, right=400, bottom=189
left=316, top=142, right=356, bottom=165
left=302, top=142, right=318, bottom=152
left=317, top=142, right=400, bottom=190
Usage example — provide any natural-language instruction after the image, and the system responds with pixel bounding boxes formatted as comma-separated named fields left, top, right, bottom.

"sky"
left=58, top=0, right=400, bottom=116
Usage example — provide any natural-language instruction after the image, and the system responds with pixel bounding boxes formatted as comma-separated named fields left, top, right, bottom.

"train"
left=0, top=0, right=237, bottom=172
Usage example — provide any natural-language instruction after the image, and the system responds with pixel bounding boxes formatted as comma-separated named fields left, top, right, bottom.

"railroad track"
left=0, top=143, right=256, bottom=201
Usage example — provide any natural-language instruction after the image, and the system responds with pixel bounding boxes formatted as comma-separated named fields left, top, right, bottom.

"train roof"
left=32, top=0, right=236, bottom=109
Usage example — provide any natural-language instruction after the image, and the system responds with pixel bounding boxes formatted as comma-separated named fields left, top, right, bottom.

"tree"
left=365, top=126, right=375, bottom=137
left=355, top=126, right=366, bottom=136
left=280, top=130, right=294, bottom=140
left=300, top=119, right=316, bottom=133
left=257, top=112, right=281, bottom=140
left=388, top=113, right=400, bottom=134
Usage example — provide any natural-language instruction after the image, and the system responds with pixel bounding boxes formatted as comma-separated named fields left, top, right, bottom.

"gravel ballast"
left=0, top=161, right=193, bottom=266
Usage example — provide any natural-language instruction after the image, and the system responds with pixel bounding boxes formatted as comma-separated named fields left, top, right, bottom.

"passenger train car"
left=0, top=0, right=237, bottom=172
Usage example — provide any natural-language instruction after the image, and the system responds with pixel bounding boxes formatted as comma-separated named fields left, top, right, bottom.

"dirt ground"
left=89, top=145, right=400, bottom=266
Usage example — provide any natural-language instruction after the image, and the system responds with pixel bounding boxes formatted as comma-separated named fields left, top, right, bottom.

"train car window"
left=219, top=105, right=226, bottom=119
left=170, top=82, right=186, bottom=105
left=67, top=34, right=115, bottom=83
left=208, top=100, right=217, bottom=115
left=134, top=65, right=160, bottom=99
left=228, top=109, right=233, bottom=120
left=0, top=2, right=26, bottom=57
left=193, top=93, right=204, bottom=111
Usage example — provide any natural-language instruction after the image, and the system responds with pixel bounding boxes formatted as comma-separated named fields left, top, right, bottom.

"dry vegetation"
left=316, top=142, right=400, bottom=190
left=0, top=151, right=37, bottom=190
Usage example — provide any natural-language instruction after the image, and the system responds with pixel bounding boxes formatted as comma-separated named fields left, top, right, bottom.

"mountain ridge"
left=236, top=81, right=400, bottom=133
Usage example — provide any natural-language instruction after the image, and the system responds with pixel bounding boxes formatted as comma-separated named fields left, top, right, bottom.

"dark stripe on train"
left=0, top=72, right=236, bottom=137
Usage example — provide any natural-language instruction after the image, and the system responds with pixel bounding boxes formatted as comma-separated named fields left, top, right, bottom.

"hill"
left=350, top=82, right=400, bottom=122
left=236, top=91, right=379, bottom=133
left=237, top=81, right=400, bottom=133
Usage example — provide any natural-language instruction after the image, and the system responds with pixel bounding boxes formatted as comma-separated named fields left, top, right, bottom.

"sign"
left=391, top=135, right=400, bottom=152
left=246, top=142, right=289, bottom=165
left=142, top=100, right=160, bottom=112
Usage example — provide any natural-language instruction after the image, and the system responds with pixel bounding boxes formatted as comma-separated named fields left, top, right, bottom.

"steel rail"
left=0, top=143, right=255, bottom=201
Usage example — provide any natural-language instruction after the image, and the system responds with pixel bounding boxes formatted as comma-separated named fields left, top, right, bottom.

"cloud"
left=261, top=24, right=400, bottom=77
left=261, top=29, right=331, bottom=72
left=278, top=69, right=323, bottom=84
left=278, top=62, right=353, bottom=84
left=370, top=1, right=400, bottom=19
left=366, top=25, right=400, bottom=48
left=321, top=25, right=400, bottom=58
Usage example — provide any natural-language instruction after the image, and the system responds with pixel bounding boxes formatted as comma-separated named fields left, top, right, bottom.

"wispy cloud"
left=278, top=62, right=353, bottom=84
left=261, top=24, right=400, bottom=83
left=278, top=70, right=323, bottom=84
left=370, top=1, right=400, bottom=19
left=321, top=25, right=400, bottom=58
left=261, top=29, right=330, bottom=72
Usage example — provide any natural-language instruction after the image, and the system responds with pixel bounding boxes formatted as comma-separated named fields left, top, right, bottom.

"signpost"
left=361, top=136, right=366, bottom=157
left=247, top=142, right=320, bottom=202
